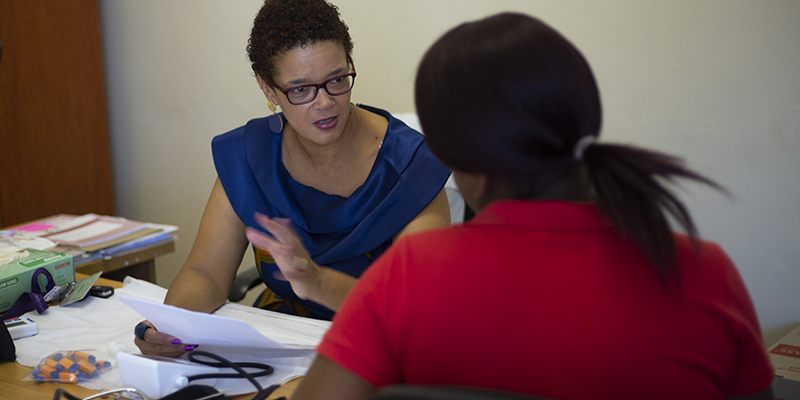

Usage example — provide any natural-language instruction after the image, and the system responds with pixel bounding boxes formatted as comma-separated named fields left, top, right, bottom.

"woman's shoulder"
left=356, top=105, right=443, bottom=173
left=673, top=234, right=753, bottom=297
left=212, top=115, right=281, bottom=183
left=673, top=234, right=730, bottom=266
left=213, top=116, right=273, bottom=142
left=356, top=104, right=423, bottom=136
left=212, top=116, right=280, bottom=158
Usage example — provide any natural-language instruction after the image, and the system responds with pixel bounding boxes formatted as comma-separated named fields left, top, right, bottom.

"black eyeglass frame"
left=266, top=56, right=357, bottom=106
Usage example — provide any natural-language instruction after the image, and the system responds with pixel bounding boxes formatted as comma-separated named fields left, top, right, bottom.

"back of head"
left=416, top=13, right=600, bottom=180
left=416, top=13, right=725, bottom=282
left=248, top=0, right=354, bottom=80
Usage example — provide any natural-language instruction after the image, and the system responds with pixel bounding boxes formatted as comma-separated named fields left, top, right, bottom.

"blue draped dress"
left=212, top=105, right=450, bottom=320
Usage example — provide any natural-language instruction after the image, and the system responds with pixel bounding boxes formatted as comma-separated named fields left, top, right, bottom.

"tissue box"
left=769, top=324, right=800, bottom=400
left=0, top=249, right=75, bottom=313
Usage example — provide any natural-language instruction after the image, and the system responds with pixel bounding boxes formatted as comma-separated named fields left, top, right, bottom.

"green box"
left=0, top=249, right=75, bottom=313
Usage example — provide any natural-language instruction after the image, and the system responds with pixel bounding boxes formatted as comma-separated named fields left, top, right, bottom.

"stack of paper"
left=10, top=214, right=178, bottom=265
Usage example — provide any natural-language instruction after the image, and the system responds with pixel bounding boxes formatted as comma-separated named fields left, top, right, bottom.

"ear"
left=255, top=75, right=277, bottom=103
left=475, top=174, right=492, bottom=206
left=469, top=173, right=500, bottom=212
left=453, top=171, right=492, bottom=214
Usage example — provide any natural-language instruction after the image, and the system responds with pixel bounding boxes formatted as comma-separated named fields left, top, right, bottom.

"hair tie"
left=573, top=135, right=597, bottom=160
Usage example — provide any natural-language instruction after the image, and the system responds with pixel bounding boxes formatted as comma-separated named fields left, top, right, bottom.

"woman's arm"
left=245, top=189, right=450, bottom=311
left=164, top=177, right=250, bottom=312
left=136, top=178, right=249, bottom=356
left=290, top=355, right=376, bottom=400
left=393, top=189, right=450, bottom=240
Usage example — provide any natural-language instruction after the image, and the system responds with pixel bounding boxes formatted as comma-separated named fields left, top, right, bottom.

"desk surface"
left=0, top=274, right=300, bottom=400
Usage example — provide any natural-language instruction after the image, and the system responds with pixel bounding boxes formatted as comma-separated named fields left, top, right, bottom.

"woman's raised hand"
left=245, top=213, right=322, bottom=301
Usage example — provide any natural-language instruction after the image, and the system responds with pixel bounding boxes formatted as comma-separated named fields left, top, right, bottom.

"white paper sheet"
left=118, top=295, right=288, bottom=349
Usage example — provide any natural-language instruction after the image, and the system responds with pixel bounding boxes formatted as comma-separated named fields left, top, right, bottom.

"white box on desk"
left=0, top=249, right=74, bottom=313
left=769, top=324, right=800, bottom=400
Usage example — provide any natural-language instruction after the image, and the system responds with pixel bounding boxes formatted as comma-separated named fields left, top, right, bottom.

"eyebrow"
left=286, top=65, right=349, bottom=86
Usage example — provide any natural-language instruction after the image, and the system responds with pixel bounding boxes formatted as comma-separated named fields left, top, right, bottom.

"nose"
left=311, top=86, right=335, bottom=109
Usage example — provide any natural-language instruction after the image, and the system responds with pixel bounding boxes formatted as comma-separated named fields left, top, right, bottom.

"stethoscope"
left=52, top=350, right=281, bottom=400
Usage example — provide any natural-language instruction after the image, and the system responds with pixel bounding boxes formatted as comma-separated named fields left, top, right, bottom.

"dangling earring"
left=267, top=100, right=283, bottom=133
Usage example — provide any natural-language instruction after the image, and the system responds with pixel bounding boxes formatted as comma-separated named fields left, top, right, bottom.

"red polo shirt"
left=318, top=200, right=773, bottom=399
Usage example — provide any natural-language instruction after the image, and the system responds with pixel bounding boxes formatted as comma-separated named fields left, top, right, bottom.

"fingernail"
left=172, top=339, right=180, bottom=345
left=184, top=345, right=195, bottom=351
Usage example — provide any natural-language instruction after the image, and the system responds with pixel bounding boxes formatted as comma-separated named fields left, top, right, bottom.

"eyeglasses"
left=266, top=57, right=357, bottom=105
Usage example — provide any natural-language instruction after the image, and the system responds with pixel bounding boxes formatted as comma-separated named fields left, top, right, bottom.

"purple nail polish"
left=172, top=339, right=180, bottom=345
left=184, top=345, right=195, bottom=352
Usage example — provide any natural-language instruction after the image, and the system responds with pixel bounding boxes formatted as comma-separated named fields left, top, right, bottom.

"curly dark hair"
left=248, top=0, right=354, bottom=84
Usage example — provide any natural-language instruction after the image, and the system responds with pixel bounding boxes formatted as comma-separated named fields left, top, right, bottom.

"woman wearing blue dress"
left=134, top=0, right=450, bottom=357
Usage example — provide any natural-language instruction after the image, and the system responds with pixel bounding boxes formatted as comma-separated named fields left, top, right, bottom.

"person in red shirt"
left=289, top=12, right=774, bottom=400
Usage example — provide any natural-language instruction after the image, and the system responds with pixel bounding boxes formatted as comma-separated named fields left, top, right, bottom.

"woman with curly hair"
left=290, top=12, right=774, bottom=400
left=134, top=0, right=450, bottom=357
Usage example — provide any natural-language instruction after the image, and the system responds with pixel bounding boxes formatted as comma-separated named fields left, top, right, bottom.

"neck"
left=478, top=163, right=594, bottom=210
left=532, top=163, right=594, bottom=202
left=288, top=106, right=360, bottom=171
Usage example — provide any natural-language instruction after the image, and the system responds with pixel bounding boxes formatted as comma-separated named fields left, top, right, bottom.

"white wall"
left=99, top=0, right=800, bottom=345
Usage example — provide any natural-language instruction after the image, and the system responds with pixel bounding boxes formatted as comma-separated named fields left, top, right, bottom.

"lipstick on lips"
left=314, top=115, right=338, bottom=130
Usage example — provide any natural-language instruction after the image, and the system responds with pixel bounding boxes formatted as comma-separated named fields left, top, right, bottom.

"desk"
left=0, top=274, right=299, bottom=400
left=74, top=239, right=175, bottom=284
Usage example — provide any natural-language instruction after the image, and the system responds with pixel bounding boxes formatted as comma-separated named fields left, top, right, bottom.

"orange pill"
left=73, top=351, right=95, bottom=364
left=58, top=358, right=78, bottom=373
left=77, top=360, right=97, bottom=375
left=57, top=372, right=78, bottom=383
left=44, top=358, right=59, bottom=369
left=38, top=364, right=57, bottom=376
left=95, top=360, right=111, bottom=370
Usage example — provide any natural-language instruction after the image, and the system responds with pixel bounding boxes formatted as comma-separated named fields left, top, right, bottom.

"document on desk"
left=118, top=294, right=288, bottom=349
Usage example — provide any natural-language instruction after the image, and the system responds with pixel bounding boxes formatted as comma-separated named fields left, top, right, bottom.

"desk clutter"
left=0, top=249, right=75, bottom=316
left=0, top=214, right=178, bottom=316
left=1, top=213, right=179, bottom=267
left=12, top=276, right=330, bottom=397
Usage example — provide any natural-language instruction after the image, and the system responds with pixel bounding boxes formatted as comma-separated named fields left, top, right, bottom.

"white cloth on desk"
left=14, top=276, right=331, bottom=395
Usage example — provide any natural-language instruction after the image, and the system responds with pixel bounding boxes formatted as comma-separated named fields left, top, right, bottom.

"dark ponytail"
left=582, top=143, right=726, bottom=281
